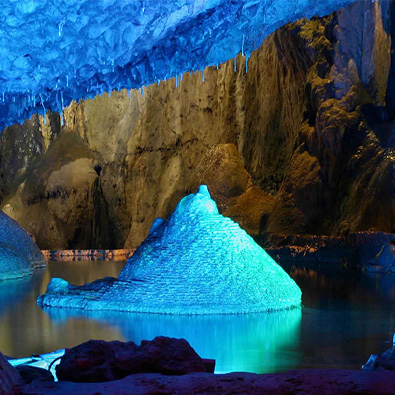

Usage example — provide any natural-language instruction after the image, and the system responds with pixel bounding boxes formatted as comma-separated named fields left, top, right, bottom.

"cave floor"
left=20, top=369, right=395, bottom=395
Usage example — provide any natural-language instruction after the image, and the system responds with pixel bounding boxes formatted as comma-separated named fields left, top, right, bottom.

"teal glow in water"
left=44, top=309, right=302, bottom=374
left=2, top=261, right=395, bottom=373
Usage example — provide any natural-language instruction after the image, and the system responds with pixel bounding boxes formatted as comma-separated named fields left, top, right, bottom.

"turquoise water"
left=0, top=260, right=394, bottom=373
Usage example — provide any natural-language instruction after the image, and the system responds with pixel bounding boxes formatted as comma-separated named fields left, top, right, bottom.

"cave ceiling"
left=0, top=0, right=356, bottom=130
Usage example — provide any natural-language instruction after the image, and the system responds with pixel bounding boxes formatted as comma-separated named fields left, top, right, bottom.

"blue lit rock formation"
left=38, top=186, right=301, bottom=314
left=0, top=210, right=46, bottom=280
left=0, top=0, right=356, bottom=130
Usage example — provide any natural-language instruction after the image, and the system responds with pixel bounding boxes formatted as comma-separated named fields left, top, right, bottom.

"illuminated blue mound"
left=0, top=0, right=356, bottom=130
left=38, top=186, right=301, bottom=314
left=0, top=210, right=46, bottom=280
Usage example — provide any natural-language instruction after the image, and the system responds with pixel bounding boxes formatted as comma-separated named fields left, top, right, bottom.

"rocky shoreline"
left=258, top=231, right=395, bottom=272
left=4, top=336, right=395, bottom=395
left=40, top=230, right=395, bottom=273
left=42, top=249, right=134, bottom=262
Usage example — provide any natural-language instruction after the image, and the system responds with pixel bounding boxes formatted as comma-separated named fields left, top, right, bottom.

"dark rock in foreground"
left=16, top=365, right=54, bottom=384
left=56, top=337, right=206, bottom=383
left=0, top=351, right=22, bottom=395
left=363, top=334, right=395, bottom=372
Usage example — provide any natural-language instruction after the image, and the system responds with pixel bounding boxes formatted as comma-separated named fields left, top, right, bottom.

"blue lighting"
left=0, top=0, right=355, bottom=130
left=0, top=211, right=45, bottom=280
left=38, top=185, right=301, bottom=314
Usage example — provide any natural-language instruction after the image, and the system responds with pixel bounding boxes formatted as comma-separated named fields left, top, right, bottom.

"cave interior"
left=1, top=0, right=395, bottom=393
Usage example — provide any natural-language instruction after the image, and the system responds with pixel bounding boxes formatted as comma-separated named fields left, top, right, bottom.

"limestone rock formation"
left=0, top=0, right=394, bottom=249
left=38, top=186, right=301, bottom=314
left=0, top=210, right=46, bottom=280
left=1, top=132, right=112, bottom=249
left=56, top=337, right=206, bottom=383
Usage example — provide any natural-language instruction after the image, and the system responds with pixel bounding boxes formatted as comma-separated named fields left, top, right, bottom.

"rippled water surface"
left=1, top=260, right=395, bottom=373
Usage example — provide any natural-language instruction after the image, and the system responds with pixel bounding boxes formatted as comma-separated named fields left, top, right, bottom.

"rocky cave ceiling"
left=0, top=0, right=356, bottom=130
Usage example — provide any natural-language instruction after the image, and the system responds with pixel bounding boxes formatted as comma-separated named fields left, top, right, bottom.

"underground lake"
left=0, top=260, right=394, bottom=374
left=1, top=0, right=395, bottom=392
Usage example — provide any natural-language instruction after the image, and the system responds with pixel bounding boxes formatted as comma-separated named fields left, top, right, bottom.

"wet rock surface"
left=365, top=242, right=395, bottom=273
left=56, top=337, right=206, bottom=383
left=363, top=334, right=395, bottom=372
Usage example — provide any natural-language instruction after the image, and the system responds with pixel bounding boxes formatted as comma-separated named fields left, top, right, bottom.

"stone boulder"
left=1, top=132, right=112, bottom=250
left=0, top=210, right=46, bottom=280
left=56, top=337, right=206, bottom=383
left=363, top=333, right=395, bottom=371
left=364, top=242, right=395, bottom=273
left=0, top=352, right=23, bottom=394
left=16, top=365, right=54, bottom=384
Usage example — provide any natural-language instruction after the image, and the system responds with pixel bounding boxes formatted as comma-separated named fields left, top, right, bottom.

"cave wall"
left=0, top=0, right=394, bottom=249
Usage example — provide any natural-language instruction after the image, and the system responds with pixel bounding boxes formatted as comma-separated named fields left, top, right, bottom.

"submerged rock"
left=0, top=210, right=46, bottom=280
left=56, top=337, right=206, bottom=383
left=38, top=186, right=301, bottom=314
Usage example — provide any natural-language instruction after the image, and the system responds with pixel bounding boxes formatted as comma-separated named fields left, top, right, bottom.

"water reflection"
left=0, top=275, right=38, bottom=316
left=0, top=260, right=302, bottom=374
left=43, top=308, right=302, bottom=373
left=2, top=260, right=395, bottom=373
left=0, top=262, right=125, bottom=358
left=286, top=264, right=395, bottom=368
left=286, top=263, right=395, bottom=311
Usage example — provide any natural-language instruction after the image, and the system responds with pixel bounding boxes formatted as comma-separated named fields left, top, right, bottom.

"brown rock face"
left=0, top=351, right=23, bottom=394
left=0, top=0, right=394, bottom=248
left=191, top=144, right=252, bottom=211
left=0, top=113, right=61, bottom=203
left=2, top=132, right=113, bottom=249
left=56, top=337, right=206, bottom=383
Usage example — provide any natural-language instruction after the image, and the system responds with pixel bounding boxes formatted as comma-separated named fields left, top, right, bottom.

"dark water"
left=1, top=260, right=395, bottom=373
